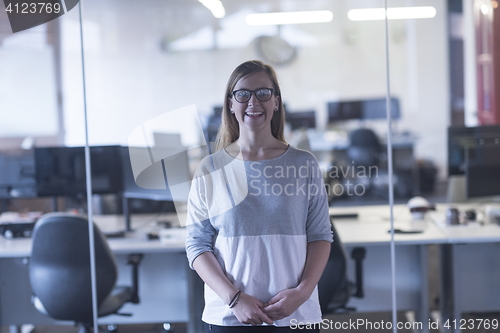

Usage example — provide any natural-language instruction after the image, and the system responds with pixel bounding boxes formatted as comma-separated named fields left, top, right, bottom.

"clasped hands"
left=231, top=288, right=309, bottom=326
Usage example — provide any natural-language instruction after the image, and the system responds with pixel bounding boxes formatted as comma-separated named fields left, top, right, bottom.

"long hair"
left=214, top=60, right=286, bottom=151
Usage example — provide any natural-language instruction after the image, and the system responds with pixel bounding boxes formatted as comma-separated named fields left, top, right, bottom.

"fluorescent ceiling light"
left=480, top=3, right=490, bottom=15
left=246, top=10, right=333, bottom=26
left=348, top=6, right=437, bottom=21
left=199, top=0, right=225, bottom=19
left=168, top=9, right=319, bottom=52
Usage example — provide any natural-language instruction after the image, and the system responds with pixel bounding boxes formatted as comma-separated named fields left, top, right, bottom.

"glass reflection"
left=9, top=0, right=497, bottom=331
left=0, top=5, right=91, bottom=331
left=77, top=0, right=389, bottom=330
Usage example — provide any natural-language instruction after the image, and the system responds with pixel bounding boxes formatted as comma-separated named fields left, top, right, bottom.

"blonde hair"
left=214, top=60, right=286, bottom=151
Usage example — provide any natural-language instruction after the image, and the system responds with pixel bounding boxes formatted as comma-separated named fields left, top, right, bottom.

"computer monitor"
left=204, top=106, right=223, bottom=150
left=328, top=100, right=362, bottom=122
left=34, top=146, right=123, bottom=197
left=362, top=98, right=400, bottom=120
left=120, top=145, right=191, bottom=230
left=286, top=110, right=316, bottom=130
left=466, top=145, right=500, bottom=198
left=120, top=146, right=174, bottom=201
left=0, top=149, right=37, bottom=199
left=447, top=125, right=500, bottom=176
left=328, top=98, right=400, bottom=122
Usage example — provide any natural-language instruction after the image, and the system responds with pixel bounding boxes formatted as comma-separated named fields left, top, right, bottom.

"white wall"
left=0, top=25, right=58, bottom=138
left=60, top=0, right=450, bottom=178
left=396, top=0, right=449, bottom=178
left=463, top=0, right=479, bottom=127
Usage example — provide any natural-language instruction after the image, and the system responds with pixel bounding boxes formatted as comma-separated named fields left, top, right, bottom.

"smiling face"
left=228, top=71, right=280, bottom=137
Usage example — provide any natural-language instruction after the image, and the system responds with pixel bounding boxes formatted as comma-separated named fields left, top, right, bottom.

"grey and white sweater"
left=185, top=145, right=333, bottom=326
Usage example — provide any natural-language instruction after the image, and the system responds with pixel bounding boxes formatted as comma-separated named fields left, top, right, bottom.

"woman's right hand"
left=231, top=293, right=274, bottom=326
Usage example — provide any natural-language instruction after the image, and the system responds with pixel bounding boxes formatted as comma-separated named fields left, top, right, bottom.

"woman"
left=186, top=60, right=332, bottom=332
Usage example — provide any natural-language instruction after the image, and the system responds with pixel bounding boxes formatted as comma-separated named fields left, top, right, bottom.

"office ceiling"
left=157, top=0, right=340, bottom=51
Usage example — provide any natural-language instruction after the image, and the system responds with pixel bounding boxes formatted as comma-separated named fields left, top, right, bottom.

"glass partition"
left=0, top=2, right=90, bottom=330
left=385, top=0, right=449, bottom=330
left=79, top=0, right=394, bottom=331
left=386, top=0, right=500, bottom=330
left=7, top=0, right=490, bottom=331
left=410, top=0, right=500, bottom=330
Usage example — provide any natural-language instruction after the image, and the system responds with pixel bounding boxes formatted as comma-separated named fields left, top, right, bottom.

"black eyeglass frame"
left=231, top=88, right=276, bottom=103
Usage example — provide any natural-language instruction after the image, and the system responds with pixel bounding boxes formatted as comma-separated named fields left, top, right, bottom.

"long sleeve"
left=305, top=160, right=333, bottom=243
left=185, top=167, right=217, bottom=269
left=186, top=146, right=332, bottom=326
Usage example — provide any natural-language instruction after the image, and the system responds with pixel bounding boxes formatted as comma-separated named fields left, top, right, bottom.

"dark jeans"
left=204, top=323, right=320, bottom=333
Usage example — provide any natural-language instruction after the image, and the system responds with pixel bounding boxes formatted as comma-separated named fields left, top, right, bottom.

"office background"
left=1, top=0, right=452, bottom=176
left=1, top=0, right=500, bottom=332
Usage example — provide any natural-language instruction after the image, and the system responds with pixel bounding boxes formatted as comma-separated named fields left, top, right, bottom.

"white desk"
left=431, top=209, right=500, bottom=243
left=333, top=204, right=500, bottom=333
left=0, top=213, right=201, bottom=333
left=0, top=207, right=445, bottom=333
left=332, top=206, right=448, bottom=246
left=428, top=205, right=500, bottom=333
left=2, top=205, right=498, bottom=333
left=329, top=205, right=449, bottom=333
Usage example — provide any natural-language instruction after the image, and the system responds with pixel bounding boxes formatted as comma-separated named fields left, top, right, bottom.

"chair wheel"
left=106, top=324, right=118, bottom=332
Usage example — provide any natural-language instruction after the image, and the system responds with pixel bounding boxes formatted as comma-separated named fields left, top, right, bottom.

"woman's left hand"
left=263, top=288, right=309, bottom=321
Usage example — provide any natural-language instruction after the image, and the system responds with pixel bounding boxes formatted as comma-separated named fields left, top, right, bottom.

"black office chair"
left=344, top=128, right=383, bottom=198
left=347, top=128, right=382, bottom=169
left=29, top=213, right=143, bottom=333
left=318, top=220, right=366, bottom=314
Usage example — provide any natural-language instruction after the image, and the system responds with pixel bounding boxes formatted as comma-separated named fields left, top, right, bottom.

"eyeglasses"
left=232, top=88, right=275, bottom=103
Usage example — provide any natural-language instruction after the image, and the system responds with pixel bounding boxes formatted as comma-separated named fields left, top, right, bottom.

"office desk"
left=3, top=205, right=495, bottom=333
left=429, top=206, right=500, bottom=333
left=330, top=205, right=449, bottom=333
left=334, top=204, right=500, bottom=333
left=0, top=207, right=445, bottom=333
left=0, top=213, right=202, bottom=333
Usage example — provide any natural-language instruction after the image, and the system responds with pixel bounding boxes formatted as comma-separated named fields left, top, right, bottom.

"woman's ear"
left=228, top=98, right=233, bottom=113
left=274, top=95, right=280, bottom=111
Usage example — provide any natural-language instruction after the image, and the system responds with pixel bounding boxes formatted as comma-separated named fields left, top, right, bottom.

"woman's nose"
left=248, top=93, right=259, bottom=104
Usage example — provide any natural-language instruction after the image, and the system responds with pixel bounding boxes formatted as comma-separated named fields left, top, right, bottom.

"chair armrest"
left=350, top=247, right=366, bottom=298
left=127, top=253, right=144, bottom=304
